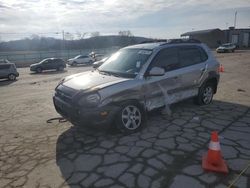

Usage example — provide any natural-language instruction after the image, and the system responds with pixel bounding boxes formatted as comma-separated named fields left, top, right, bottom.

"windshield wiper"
left=98, top=70, right=121, bottom=77
left=98, top=70, right=111, bottom=76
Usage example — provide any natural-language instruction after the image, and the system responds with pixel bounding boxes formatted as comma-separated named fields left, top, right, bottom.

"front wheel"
left=8, top=74, right=16, bottom=81
left=195, top=82, right=214, bottom=105
left=115, top=103, right=145, bottom=133
left=36, top=67, right=42, bottom=73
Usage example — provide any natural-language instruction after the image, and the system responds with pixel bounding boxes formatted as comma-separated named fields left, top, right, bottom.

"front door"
left=143, top=47, right=183, bottom=111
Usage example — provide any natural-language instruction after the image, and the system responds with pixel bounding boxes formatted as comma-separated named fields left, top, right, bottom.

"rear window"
left=0, top=64, right=11, bottom=70
left=179, top=46, right=208, bottom=68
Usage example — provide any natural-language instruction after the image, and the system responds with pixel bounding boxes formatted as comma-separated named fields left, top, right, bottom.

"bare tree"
left=65, top=32, right=74, bottom=40
left=30, top=34, right=40, bottom=40
left=90, top=31, right=100, bottom=38
left=118, top=30, right=133, bottom=37
left=76, top=32, right=87, bottom=39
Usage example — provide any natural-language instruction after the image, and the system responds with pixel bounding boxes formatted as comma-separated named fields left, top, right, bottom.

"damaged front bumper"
left=53, top=95, right=120, bottom=127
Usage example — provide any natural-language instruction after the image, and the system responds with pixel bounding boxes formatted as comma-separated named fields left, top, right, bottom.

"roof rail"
left=160, top=38, right=201, bottom=46
left=139, top=39, right=168, bottom=44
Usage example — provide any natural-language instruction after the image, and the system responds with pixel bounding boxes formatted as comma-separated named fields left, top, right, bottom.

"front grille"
left=55, top=90, right=72, bottom=103
left=55, top=84, right=77, bottom=103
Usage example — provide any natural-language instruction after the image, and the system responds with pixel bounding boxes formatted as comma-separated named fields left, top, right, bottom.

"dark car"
left=30, top=58, right=66, bottom=73
left=0, top=62, right=19, bottom=81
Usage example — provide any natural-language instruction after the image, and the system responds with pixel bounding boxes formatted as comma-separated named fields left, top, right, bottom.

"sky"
left=0, top=0, right=250, bottom=41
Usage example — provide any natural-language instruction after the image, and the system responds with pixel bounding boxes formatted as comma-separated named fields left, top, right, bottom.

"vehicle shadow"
left=56, top=100, right=250, bottom=187
left=67, top=64, right=93, bottom=68
left=29, top=70, right=67, bottom=75
left=0, top=79, right=17, bottom=86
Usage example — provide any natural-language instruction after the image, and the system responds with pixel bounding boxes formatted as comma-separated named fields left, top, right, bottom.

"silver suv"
left=0, top=61, right=19, bottom=81
left=53, top=39, right=220, bottom=132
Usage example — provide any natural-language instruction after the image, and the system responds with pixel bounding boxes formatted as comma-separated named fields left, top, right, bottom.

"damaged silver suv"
left=53, top=39, right=220, bottom=132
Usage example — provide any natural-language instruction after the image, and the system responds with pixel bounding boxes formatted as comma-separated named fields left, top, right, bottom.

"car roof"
left=124, top=42, right=165, bottom=50
left=124, top=39, right=202, bottom=50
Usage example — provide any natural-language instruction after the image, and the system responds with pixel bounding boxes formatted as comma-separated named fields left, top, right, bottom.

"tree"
left=65, top=32, right=74, bottom=40
left=90, top=31, right=100, bottom=38
left=76, top=32, right=87, bottom=39
left=118, top=30, right=133, bottom=37
left=30, top=34, right=40, bottom=40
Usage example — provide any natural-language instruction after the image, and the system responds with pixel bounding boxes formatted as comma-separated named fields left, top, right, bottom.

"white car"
left=216, top=43, right=236, bottom=53
left=67, top=55, right=94, bottom=66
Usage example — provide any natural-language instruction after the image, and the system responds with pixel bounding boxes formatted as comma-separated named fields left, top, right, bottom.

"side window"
left=78, top=56, right=86, bottom=59
left=199, top=48, right=208, bottom=62
left=179, top=46, right=207, bottom=68
left=42, top=60, right=48, bottom=64
left=0, top=64, right=11, bottom=69
left=150, top=47, right=179, bottom=72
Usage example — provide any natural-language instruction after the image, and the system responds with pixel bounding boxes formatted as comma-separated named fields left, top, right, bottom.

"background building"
left=181, top=29, right=226, bottom=48
left=181, top=27, right=250, bottom=48
left=224, top=27, right=250, bottom=48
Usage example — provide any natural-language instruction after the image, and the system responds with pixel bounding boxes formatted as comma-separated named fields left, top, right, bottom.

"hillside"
left=0, top=35, right=150, bottom=52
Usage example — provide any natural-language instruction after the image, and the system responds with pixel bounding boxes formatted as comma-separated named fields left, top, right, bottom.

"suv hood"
left=62, top=71, right=130, bottom=91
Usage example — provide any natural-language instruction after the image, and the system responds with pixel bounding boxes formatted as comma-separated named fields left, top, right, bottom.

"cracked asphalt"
left=0, top=51, right=250, bottom=188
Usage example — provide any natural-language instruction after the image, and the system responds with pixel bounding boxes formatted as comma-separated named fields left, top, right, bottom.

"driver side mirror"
left=148, top=67, right=165, bottom=76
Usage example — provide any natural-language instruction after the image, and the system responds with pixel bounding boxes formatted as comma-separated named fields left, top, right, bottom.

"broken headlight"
left=78, top=93, right=101, bottom=107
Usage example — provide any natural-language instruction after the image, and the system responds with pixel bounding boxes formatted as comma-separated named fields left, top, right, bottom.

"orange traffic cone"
left=219, top=64, right=224, bottom=72
left=202, top=131, right=228, bottom=174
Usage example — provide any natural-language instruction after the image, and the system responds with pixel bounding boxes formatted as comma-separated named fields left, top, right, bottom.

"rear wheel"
left=57, top=66, right=64, bottom=71
left=195, top=82, right=215, bottom=105
left=8, top=74, right=16, bottom=81
left=115, top=103, right=145, bottom=133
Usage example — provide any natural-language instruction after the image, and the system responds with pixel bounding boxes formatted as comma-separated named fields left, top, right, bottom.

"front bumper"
left=30, top=66, right=37, bottom=71
left=53, top=95, right=120, bottom=127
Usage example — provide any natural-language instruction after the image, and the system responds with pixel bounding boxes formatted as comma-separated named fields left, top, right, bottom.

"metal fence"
left=0, top=47, right=118, bottom=67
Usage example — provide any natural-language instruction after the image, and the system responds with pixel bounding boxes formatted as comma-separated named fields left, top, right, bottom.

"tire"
left=89, top=60, right=93, bottom=64
left=8, top=74, right=16, bottom=81
left=195, top=82, right=215, bottom=105
left=36, top=67, right=42, bottom=73
left=57, top=66, right=64, bottom=71
left=72, top=62, right=77, bottom=66
left=115, top=102, right=146, bottom=133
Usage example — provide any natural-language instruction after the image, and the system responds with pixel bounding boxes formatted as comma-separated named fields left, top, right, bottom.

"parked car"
left=67, top=55, right=93, bottom=66
left=30, top=58, right=66, bottom=73
left=0, top=62, right=19, bottom=81
left=92, top=57, right=108, bottom=69
left=53, top=39, right=220, bottom=133
left=216, top=43, right=236, bottom=53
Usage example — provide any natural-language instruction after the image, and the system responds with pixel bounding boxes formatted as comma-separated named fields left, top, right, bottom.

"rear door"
left=143, top=47, right=183, bottom=110
left=177, top=45, right=208, bottom=90
left=42, top=59, right=53, bottom=70
left=0, top=64, right=11, bottom=77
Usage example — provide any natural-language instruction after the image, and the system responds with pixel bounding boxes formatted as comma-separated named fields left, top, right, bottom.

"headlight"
left=78, top=93, right=101, bottom=107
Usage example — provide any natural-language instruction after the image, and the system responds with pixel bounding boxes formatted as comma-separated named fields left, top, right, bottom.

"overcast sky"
left=0, top=0, right=250, bottom=41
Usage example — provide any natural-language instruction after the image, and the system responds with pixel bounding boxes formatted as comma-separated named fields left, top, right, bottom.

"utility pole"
left=234, top=11, right=237, bottom=28
left=62, top=30, right=65, bottom=50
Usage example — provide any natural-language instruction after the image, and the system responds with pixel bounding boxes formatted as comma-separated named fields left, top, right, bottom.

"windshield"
left=39, top=59, right=48, bottom=64
left=74, top=55, right=81, bottom=59
left=221, top=44, right=231, bottom=47
left=98, top=48, right=152, bottom=78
